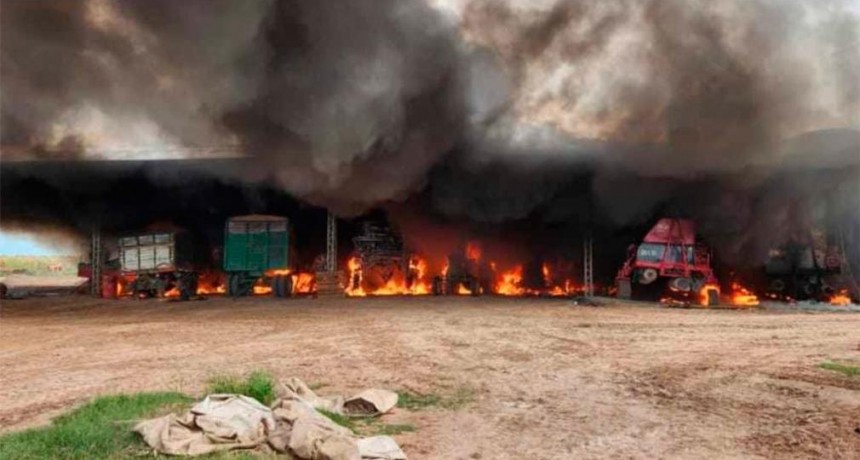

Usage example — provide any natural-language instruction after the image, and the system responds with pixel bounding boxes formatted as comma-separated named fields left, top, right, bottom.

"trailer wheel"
left=271, top=276, right=282, bottom=297
left=282, top=275, right=293, bottom=297
left=228, top=273, right=241, bottom=297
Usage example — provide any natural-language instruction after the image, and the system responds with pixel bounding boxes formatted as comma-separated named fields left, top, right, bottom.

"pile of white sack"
left=134, top=377, right=407, bottom=460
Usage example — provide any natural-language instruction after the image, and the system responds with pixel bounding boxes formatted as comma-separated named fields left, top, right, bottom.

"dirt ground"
left=1, top=296, right=859, bottom=460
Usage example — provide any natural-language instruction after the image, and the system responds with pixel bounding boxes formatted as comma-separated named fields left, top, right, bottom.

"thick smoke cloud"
left=1, top=0, right=859, bottom=270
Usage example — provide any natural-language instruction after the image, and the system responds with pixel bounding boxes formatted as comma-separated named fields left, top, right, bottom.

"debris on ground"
left=570, top=296, right=602, bottom=307
left=134, top=377, right=406, bottom=460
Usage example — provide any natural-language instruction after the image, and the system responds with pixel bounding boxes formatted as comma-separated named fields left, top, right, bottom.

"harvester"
left=616, top=218, right=720, bottom=306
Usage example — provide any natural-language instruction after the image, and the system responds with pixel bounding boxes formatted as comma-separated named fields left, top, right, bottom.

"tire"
left=282, top=275, right=294, bottom=297
left=769, top=278, right=785, bottom=292
left=617, top=279, right=632, bottom=299
left=707, top=288, right=719, bottom=307
left=639, top=268, right=658, bottom=285
left=229, top=273, right=241, bottom=297
left=669, top=277, right=693, bottom=292
left=271, top=276, right=282, bottom=297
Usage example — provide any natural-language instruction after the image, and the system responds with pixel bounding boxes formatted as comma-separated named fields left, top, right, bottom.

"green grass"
left=318, top=410, right=416, bottom=437
left=0, top=392, right=192, bottom=460
left=207, top=371, right=276, bottom=406
left=819, top=361, right=860, bottom=377
left=397, top=387, right=474, bottom=411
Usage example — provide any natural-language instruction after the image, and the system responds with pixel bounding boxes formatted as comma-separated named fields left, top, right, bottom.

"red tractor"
left=616, top=218, right=720, bottom=306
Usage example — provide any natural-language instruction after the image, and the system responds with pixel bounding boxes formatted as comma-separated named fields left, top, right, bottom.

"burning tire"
left=272, top=274, right=293, bottom=298
left=669, top=277, right=693, bottom=292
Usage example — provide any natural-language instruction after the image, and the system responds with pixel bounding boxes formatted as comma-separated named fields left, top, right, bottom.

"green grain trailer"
left=223, top=215, right=293, bottom=297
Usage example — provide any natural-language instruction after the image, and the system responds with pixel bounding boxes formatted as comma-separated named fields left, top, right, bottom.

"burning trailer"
left=118, top=230, right=203, bottom=300
left=616, top=218, right=720, bottom=306
left=223, top=215, right=297, bottom=297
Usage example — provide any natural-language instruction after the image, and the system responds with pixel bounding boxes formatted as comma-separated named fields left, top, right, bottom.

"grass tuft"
left=819, top=361, right=860, bottom=377
left=207, top=371, right=276, bottom=406
left=0, top=392, right=192, bottom=460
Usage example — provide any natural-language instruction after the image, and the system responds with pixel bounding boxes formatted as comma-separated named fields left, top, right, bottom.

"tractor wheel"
left=706, top=288, right=720, bottom=307
left=669, top=277, right=693, bottom=292
left=769, top=278, right=786, bottom=293
left=639, top=268, right=658, bottom=285
left=617, top=279, right=632, bottom=299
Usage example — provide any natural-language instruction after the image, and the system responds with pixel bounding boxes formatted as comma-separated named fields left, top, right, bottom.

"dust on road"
left=1, top=296, right=858, bottom=459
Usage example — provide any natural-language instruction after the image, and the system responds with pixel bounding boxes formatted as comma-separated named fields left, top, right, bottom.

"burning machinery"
left=119, top=230, right=202, bottom=299
left=432, top=242, right=490, bottom=296
left=349, top=221, right=419, bottom=294
left=616, top=218, right=720, bottom=306
left=764, top=228, right=850, bottom=301
left=223, top=215, right=295, bottom=297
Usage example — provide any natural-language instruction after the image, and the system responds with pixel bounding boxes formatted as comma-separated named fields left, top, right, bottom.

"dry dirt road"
left=1, top=296, right=859, bottom=459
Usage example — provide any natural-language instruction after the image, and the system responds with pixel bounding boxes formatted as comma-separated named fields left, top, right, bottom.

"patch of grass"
left=207, top=371, right=276, bottom=405
left=0, top=392, right=192, bottom=460
left=819, top=361, right=860, bottom=377
left=397, top=387, right=474, bottom=411
left=317, top=410, right=416, bottom=437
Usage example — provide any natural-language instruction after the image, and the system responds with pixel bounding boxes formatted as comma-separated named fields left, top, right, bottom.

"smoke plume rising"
left=1, top=0, right=859, bottom=272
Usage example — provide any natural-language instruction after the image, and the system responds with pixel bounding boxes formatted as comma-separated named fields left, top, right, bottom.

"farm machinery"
left=223, top=215, right=295, bottom=297
left=616, top=218, right=720, bottom=306
left=118, top=230, right=202, bottom=300
left=764, top=228, right=856, bottom=301
left=348, top=221, right=421, bottom=294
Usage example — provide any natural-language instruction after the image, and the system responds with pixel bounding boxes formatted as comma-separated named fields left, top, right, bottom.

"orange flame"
left=495, top=265, right=525, bottom=296
left=829, top=290, right=851, bottom=306
left=729, top=282, right=759, bottom=307
left=466, top=242, right=481, bottom=261
left=344, top=255, right=432, bottom=296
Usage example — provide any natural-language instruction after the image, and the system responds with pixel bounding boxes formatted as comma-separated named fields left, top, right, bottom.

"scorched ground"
left=1, top=296, right=858, bottom=459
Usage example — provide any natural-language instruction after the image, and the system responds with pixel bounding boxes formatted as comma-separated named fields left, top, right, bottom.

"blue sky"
left=0, top=231, right=78, bottom=256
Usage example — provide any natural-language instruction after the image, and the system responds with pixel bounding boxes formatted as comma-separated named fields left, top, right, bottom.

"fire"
left=293, top=273, right=315, bottom=294
left=345, top=257, right=366, bottom=296
left=344, top=256, right=431, bottom=296
left=697, top=283, right=720, bottom=306
left=495, top=265, right=525, bottom=296
left=466, top=242, right=481, bottom=261
left=729, top=282, right=759, bottom=307
left=457, top=284, right=472, bottom=295
left=829, top=290, right=851, bottom=306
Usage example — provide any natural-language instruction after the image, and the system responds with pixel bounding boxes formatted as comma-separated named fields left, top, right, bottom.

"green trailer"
left=223, top=215, right=293, bottom=297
